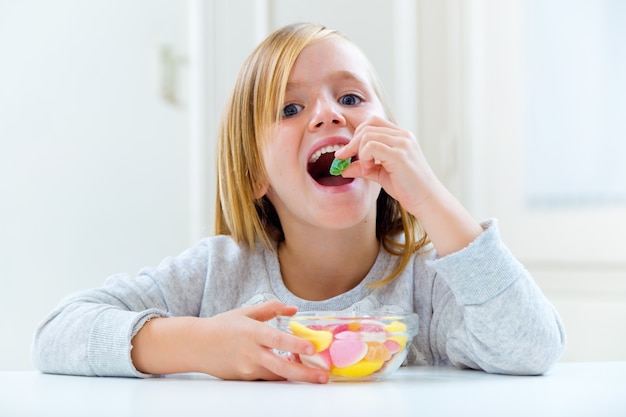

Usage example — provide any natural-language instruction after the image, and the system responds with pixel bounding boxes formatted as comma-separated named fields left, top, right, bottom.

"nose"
left=308, top=97, right=346, bottom=130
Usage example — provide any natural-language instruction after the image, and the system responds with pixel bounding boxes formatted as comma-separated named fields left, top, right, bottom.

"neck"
left=277, top=225, right=379, bottom=301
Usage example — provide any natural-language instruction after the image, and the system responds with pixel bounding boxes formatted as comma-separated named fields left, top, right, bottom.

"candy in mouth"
left=329, top=157, right=351, bottom=176
left=307, top=151, right=354, bottom=186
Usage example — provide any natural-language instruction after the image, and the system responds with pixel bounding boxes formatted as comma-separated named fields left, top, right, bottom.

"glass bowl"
left=276, top=311, right=418, bottom=382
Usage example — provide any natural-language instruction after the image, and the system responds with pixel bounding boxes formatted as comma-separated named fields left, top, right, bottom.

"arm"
left=32, top=240, right=327, bottom=383
left=33, top=241, right=210, bottom=377
left=428, top=220, right=566, bottom=374
left=130, top=301, right=326, bottom=383
left=338, top=118, right=565, bottom=373
left=335, top=116, right=483, bottom=256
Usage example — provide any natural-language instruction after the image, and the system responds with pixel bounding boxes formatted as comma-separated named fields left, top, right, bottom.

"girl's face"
left=259, top=37, right=386, bottom=235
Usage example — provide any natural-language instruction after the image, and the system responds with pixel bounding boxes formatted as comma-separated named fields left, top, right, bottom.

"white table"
left=1, top=362, right=625, bottom=417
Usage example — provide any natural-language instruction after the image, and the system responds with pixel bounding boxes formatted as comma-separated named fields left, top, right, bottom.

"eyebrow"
left=286, top=70, right=369, bottom=91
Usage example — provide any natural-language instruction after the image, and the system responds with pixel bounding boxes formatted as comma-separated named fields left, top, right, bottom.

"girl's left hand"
left=334, top=116, right=437, bottom=215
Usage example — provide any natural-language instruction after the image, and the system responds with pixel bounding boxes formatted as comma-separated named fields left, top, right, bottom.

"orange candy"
left=364, top=342, right=392, bottom=362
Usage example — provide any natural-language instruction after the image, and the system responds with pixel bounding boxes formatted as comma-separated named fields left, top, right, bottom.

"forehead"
left=287, top=38, right=373, bottom=88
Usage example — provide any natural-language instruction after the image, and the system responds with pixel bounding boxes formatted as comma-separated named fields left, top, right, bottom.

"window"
left=525, top=0, right=626, bottom=207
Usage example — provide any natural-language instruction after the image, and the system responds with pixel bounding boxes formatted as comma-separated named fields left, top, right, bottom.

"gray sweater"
left=32, top=219, right=566, bottom=377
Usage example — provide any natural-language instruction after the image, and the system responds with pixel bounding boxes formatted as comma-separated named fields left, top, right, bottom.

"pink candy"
left=330, top=339, right=368, bottom=367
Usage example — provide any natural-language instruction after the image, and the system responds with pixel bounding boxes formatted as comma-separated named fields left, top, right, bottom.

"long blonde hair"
left=215, top=23, right=429, bottom=287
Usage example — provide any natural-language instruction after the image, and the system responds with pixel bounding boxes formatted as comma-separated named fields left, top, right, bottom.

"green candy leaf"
left=329, top=157, right=351, bottom=176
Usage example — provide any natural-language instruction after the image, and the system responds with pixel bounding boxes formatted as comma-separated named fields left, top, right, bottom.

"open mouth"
left=307, top=146, right=356, bottom=186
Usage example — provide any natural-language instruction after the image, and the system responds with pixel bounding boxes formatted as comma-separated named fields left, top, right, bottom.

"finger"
left=227, top=358, right=285, bottom=382
left=334, top=138, right=358, bottom=159
left=357, top=128, right=409, bottom=153
left=260, top=350, right=328, bottom=384
left=357, top=141, right=394, bottom=172
left=337, top=130, right=402, bottom=165
left=258, top=325, right=315, bottom=356
left=336, top=118, right=399, bottom=160
left=353, top=116, right=398, bottom=141
left=242, top=300, right=298, bottom=322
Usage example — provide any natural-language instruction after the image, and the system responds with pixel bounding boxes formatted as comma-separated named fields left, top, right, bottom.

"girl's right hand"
left=131, top=300, right=328, bottom=384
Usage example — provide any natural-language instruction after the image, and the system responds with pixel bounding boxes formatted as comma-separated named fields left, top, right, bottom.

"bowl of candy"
left=276, top=311, right=418, bottom=381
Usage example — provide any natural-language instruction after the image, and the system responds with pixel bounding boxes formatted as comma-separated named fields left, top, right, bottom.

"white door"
left=0, top=0, right=191, bottom=370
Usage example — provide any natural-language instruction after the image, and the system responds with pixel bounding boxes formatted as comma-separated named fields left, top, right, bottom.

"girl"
left=33, top=23, right=565, bottom=384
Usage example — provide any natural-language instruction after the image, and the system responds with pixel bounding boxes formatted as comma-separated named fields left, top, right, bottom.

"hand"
left=335, top=115, right=438, bottom=215
left=334, top=116, right=483, bottom=256
left=200, top=300, right=328, bottom=383
left=131, top=300, right=329, bottom=384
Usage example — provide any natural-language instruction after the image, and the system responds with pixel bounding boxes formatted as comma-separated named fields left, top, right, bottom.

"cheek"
left=261, top=144, right=290, bottom=186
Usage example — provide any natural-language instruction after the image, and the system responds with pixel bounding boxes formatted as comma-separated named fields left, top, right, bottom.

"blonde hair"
left=215, top=23, right=429, bottom=287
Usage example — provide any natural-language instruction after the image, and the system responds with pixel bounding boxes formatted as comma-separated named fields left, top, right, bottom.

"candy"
left=330, top=340, right=368, bottom=368
left=385, top=321, right=408, bottom=349
left=329, top=359, right=384, bottom=378
left=387, top=335, right=408, bottom=350
left=329, top=157, right=351, bottom=176
left=384, top=320, right=407, bottom=333
left=286, top=316, right=412, bottom=380
left=300, top=350, right=332, bottom=371
left=383, top=339, right=401, bottom=354
left=288, top=321, right=333, bottom=352
left=364, top=342, right=392, bottom=362
left=334, top=331, right=361, bottom=340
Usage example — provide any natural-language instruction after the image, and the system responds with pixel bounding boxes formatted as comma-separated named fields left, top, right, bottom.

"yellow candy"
left=289, top=321, right=333, bottom=352
left=384, top=320, right=408, bottom=350
left=387, top=335, right=408, bottom=350
left=384, top=320, right=407, bottom=333
left=329, top=359, right=384, bottom=378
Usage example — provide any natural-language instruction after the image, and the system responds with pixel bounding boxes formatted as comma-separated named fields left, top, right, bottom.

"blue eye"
left=282, top=103, right=303, bottom=118
left=339, top=94, right=361, bottom=106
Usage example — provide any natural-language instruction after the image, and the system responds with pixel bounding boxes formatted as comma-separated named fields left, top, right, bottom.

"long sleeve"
left=427, top=219, right=566, bottom=375
left=32, top=239, right=210, bottom=377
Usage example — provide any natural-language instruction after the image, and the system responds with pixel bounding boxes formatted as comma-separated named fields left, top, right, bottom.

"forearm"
left=131, top=316, right=202, bottom=375
left=33, top=300, right=166, bottom=377
left=408, top=179, right=483, bottom=257
left=131, top=301, right=327, bottom=383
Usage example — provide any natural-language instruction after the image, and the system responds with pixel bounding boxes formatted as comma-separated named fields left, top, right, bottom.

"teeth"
left=309, top=144, right=344, bottom=163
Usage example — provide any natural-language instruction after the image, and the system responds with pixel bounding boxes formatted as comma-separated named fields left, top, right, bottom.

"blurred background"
left=1, top=0, right=625, bottom=371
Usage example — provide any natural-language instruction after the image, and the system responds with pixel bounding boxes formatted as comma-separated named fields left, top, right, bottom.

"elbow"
left=31, top=320, right=59, bottom=374
left=490, top=322, right=567, bottom=376
left=454, top=317, right=567, bottom=376
left=520, top=332, right=567, bottom=375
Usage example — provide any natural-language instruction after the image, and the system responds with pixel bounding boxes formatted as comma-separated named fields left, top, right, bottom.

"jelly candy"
left=329, top=359, right=385, bottom=378
left=287, top=317, right=410, bottom=379
left=330, top=339, right=368, bottom=368
left=288, top=321, right=332, bottom=352
left=329, top=157, right=351, bottom=176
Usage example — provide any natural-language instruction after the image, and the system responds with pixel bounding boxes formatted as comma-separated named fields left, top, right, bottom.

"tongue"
left=317, top=175, right=353, bottom=187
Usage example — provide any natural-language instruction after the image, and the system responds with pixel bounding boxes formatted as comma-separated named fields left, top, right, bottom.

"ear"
left=253, top=181, right=269, bottom=199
